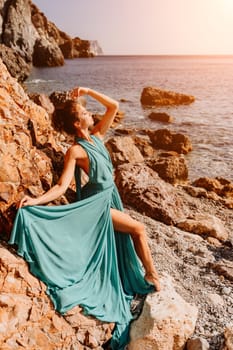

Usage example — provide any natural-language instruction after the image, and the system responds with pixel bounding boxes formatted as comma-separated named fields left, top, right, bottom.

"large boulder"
left=146, top=152, right=189, bottom=184
left=115, top=163, right=187, bottom=225
left=147, top=128, right=193, bottom=154
left=32, top=37, right=64, bottom=67
left=128, top=274, right=198, bottom=350
left=177, top=214, right=229, bottom=242
left=193, top=177, right=233, bottom=199
left=105, top=136, right=144, bottom=167
left=141, top=87, right=195, bottom=107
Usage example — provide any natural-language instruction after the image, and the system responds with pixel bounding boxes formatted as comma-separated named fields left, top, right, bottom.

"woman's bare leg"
left=111, top=208, right=161, bottom=291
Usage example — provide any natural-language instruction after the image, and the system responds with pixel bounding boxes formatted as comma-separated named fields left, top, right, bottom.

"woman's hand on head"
left=78, top=87, right=89, bottom=96
left=17, top=195, right=38, bottom=209
left=69, top=87, right=89, bottom=99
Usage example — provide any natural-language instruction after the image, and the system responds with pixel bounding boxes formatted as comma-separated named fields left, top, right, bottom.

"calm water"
left=25, top=55, right=233, bottom=181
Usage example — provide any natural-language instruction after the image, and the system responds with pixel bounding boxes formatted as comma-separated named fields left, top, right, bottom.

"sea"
left=25, top=55, right=233, bottom=181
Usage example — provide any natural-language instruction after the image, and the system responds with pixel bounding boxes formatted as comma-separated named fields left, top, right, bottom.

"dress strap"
left=75, top=166, right=82, bottom=201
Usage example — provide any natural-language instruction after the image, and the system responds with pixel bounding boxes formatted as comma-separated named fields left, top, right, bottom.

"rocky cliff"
left=0, top=0, right=102, bottom=81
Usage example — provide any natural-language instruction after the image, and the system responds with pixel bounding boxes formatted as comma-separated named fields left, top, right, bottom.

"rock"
left=115, top=163, right=186, bottom=225
left=29, top=93, right=55, bottom=115
left=211, top=260, right=233, bottom=282
left=115, top=128, right=136, bottom=135
left=0, top=58, right=64, bottom=239
left=177, top=214, right=228, bottom=242
left=146, top=152, right=189, bottom=184
left=222, top=327, right=233, bottom=350
left=147, top=128, right=193, bottom=154
left=207, top=293, right=225, bottom=307
left=89, top=40, right=103, bottom=55
left=2, top=0, right=38, bottom=62
left=148, top=111, right=174, bottom=123
left=72, top=37, right=94, bottom=58
left=220, top=198, right=233, bottom=209
left=128, top=274, right=198, bottom=350
left=32, top=37, right=64, bottom=67
left=186, top=337, right=210, bottom=350
left=206, top=237, right=222, bottom=247
left=193, top=177, right=223, bottom=195
left=193, top=177, right=233, bottom=199
left=0, top=243, right=113, bottom=349
left=31, top=3, right=97, bottom=59
left=140, top=86, right=195, bottom=107
left=0, top=44, right=31, bottom=81
left=105, top=136, right=144, bottom=167
left=182, top=185, right=208, bottom=198
left=133, top=136, right=156, bottom=158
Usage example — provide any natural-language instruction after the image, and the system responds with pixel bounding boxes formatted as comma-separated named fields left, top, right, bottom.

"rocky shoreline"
left=0, top=58, right=233, bottom=349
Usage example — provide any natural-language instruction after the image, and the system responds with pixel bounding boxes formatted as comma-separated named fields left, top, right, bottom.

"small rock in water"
left=148, top=111, right=174, bottom=123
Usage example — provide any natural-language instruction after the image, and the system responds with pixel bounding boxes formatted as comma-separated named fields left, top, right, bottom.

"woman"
left=9, top=87, right=160, bottom=349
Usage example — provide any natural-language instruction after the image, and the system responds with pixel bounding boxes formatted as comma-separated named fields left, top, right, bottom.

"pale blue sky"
left=33, top=0, right=233, bottom=55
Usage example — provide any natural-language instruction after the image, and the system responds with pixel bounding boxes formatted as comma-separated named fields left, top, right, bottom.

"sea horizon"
left=97, top=53, right=233, bottom=58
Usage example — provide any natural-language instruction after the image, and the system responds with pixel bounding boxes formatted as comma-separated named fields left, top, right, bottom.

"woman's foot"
left=145, top=272, right=161, bottom=292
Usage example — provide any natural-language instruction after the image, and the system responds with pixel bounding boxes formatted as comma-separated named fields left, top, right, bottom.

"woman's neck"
left=76, top=129, right=92, bottom=142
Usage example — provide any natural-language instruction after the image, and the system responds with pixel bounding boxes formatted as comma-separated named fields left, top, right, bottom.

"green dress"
left=9, top=135, right=154, bottom=349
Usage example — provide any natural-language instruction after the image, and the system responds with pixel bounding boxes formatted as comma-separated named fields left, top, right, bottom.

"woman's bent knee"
left=131, top=221, right=145, bottom=238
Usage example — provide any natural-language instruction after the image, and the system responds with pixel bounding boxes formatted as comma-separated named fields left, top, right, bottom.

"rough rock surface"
left=2, top=0, right=38, bottom=62
left=177, top=214, right=229, bottom=242
left=0, top=44, right=31, bottom=81
left=115, top=163, right=187, bottom=225
left=146, top=152, right=189, bottom=184
left=147, top=128, right=193, bottom=154
left=193, top=177, right=233, bottom=199
left=129, top=274, right=198, bottom=350
left=0, top=59, right=65, bottom=239
left=32, top=36, right=64, bottom=67
left=141, top=86, right=195, bottom=106
left=105, top=136, right=144, bottom=166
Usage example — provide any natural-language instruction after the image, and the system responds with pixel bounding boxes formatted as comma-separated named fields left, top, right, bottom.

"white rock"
left=128, top=274, right=198, bottom=350
left=207, top=293, right=225, bottom=307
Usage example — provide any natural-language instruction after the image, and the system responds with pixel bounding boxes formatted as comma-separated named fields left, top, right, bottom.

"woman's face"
left=76, top=104, right=94, bottom=129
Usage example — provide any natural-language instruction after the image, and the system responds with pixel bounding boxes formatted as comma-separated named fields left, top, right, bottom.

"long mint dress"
left=9, top=135, right=154, bottom=349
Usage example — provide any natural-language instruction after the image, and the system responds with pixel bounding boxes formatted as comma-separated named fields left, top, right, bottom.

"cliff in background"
left=0, top=0, right=102, bottom=82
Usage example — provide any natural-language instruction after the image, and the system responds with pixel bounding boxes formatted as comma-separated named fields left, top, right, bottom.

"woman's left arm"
left=74, top=87, right=119, bottom=137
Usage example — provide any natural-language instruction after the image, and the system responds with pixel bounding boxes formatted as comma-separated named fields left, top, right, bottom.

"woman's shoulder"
left=66, top=143, right=86, bottom=159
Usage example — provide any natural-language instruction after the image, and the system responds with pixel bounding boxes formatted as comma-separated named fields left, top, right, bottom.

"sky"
left=33, top=0, right=233, bottom=55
